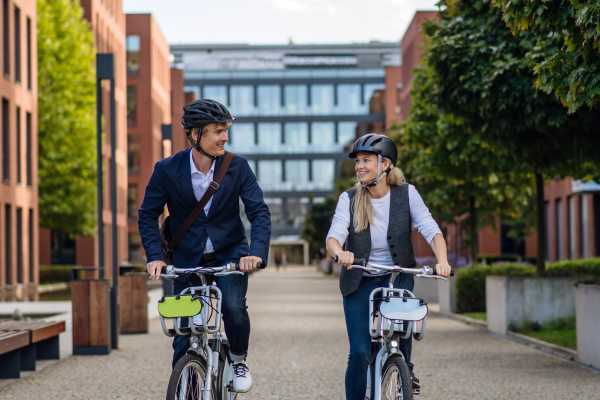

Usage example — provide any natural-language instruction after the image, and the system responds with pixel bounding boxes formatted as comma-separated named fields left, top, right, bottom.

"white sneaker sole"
left=232, top=384, right=253, bottom=393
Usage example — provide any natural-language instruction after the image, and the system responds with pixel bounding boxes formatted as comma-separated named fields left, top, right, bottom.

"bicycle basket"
left=379, top=297, right=428, bottom=321
left=158, top=295, right=202, bottom=318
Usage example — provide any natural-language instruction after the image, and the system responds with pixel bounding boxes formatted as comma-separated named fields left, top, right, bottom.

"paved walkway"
left=0, top=266, right=598, bottom=399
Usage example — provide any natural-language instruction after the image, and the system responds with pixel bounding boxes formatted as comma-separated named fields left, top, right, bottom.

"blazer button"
left=390, top=245, right=394, bottom=248
left=205, top=223, right=209, bottom=226
left=393, top=254, right=397, bottom=257
left=388, top=236, right=392, bottom=239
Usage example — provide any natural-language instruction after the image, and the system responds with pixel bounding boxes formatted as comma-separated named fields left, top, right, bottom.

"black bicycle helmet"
left=349, top=133, right=397, bottom=188
left=349, top=133, right=397, bottom=166
left=182, top=99, right=235, bottom=160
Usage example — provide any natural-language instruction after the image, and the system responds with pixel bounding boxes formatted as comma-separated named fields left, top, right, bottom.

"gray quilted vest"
left=339, top=183, right=416, bottom=297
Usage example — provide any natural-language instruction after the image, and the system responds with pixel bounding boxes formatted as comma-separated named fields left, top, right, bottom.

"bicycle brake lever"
left=416, top=274, right=447, bottom=281
left=214, top=271, right=244, bottom=276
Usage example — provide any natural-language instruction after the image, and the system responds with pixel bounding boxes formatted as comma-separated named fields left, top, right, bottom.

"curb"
left=432, top=311, right=600, bottom=374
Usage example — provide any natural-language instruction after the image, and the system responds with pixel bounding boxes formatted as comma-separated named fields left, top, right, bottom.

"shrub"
left=39, top=265, right=76, bottom=284
left=455, top=258, right=600, bottom=312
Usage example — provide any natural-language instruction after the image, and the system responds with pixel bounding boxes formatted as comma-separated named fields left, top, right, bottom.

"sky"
left=122, top=0, right=439, bottom=45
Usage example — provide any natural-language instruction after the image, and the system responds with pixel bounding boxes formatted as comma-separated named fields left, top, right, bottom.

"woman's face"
left=354, top=153, right=389, bottom=184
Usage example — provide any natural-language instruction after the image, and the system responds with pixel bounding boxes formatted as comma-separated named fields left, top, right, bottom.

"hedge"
left=455, top=258, right=600, bottom=313
left=39, top=265, right=76, bottom=284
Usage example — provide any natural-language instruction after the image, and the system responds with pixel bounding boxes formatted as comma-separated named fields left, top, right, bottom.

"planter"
left=576, top=284, right=600, bottom=369
left=486, top=276, right=579, bottom=335
left=438, top=274, right=457, bottom=315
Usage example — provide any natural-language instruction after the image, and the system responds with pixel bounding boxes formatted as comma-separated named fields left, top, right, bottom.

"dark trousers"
left=172, top=258, right=250, bottom=369
left=342, top=273, right=414, bottom=400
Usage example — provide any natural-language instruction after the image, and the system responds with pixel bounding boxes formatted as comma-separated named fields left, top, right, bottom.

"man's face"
left=192, top=122, right=229, bottom=157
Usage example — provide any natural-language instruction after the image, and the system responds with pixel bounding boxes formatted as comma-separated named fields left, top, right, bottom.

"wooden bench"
left=0, top=320, right=66, bottom=377
left=0, top=331, right=29, bottom=378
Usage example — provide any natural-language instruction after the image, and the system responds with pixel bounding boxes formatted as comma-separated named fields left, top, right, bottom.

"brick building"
left=0, top=0, right=37, bottom=300
left=126, top=14, right=171, bottom=261
left=399, top=11, right=600, bottom=264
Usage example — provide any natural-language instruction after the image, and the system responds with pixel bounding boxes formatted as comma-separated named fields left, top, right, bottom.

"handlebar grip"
left=334, top=256, right=366, bottom=265
left=232, top=262, right=266, bottom=271
left=432, top=268, right=454, bottom=277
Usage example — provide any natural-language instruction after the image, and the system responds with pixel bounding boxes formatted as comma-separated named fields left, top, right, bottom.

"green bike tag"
left=157, top=295, right=202, bottom=318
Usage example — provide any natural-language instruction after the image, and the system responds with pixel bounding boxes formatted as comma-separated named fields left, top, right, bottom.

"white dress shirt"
left=190, top=150, right=216, bottom=254
left=326, top=184, right=442, bottom=269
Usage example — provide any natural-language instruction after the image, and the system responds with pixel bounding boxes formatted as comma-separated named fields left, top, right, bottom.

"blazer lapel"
left=206, top=153, right=226, bottom=220
left=178, top=149, right=199, bottom=208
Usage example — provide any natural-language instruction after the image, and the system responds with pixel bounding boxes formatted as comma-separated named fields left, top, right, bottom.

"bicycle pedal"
left=412, top=387, right=420, bottom=395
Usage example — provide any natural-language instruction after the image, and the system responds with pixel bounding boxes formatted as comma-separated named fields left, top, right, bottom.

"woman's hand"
left=434, top=262, right=452, bottom=278
left=335, top=251, right=355, bottom=268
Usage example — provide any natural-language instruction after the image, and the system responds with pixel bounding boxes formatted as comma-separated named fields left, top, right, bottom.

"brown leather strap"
left=166, top=152, right=234, bottom=251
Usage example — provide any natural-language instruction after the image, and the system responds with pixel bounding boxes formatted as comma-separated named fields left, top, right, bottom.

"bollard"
left=119, top=273, right=148, bottom=334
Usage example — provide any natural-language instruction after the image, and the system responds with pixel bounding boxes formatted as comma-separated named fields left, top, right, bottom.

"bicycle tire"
left=380, top=354, right=413, bottom=400
left=166, top=354, right=216, bottom=400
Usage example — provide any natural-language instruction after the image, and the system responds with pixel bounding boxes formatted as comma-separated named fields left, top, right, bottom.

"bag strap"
left=166, top=151, right=234, bottom=252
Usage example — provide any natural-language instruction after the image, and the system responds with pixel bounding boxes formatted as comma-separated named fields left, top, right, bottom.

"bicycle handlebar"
left=146, top=262, right=266, bottom=278
left=334, top=256, right=454, bottom=278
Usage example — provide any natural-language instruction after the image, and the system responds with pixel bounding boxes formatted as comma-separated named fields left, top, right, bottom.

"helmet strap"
left=361, top=155, right=391, bottom=189
left=188, top=129, right=220, bottom=161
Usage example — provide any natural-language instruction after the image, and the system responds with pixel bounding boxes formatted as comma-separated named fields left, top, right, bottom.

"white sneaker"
left=232, top=361, right=253, bottom=393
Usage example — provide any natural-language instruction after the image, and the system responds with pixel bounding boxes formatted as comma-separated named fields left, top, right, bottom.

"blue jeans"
left=171, top=258, right=250, bottom=369
left=343, top=273, right=414, bottom=400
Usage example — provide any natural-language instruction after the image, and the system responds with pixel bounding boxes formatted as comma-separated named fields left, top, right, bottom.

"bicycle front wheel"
left=381, top=354, right=413, bottom=400
left=166, top=354, right=216, bottom=400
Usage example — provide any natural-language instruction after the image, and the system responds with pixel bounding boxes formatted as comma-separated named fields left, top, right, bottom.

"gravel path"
left=0, top=266, right=598, bottom=399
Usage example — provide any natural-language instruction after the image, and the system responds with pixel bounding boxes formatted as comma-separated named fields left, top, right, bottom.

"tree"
left=390, top=51, right=534, bottom=266
left=422, top=0, right=600, bottom=275
left=493, top=0, right=600, bottom=113
left=38, top=0, right=97, bottom=237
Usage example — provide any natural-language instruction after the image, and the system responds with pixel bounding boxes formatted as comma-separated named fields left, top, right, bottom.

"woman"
left=326, top=134, right=451, bottom=399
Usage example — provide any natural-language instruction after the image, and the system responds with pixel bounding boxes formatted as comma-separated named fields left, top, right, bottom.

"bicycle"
left=157, top=262, right=265, bottom=400
left=335, top=257, right=453, bottom=400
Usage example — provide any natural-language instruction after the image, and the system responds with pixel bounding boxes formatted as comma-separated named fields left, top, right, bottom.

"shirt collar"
left=189, top=149, right=215, bottom=176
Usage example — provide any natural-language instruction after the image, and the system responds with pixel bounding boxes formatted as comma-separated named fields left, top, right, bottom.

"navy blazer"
left=138, top=149, right=271, bottom=269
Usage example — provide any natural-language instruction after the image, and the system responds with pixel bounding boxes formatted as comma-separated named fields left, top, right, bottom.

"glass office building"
left=170, top=43, right=401, bottom=237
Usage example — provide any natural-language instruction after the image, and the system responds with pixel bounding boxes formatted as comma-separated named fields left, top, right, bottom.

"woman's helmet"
left=182, top=99, right=235, bottom=160
left=349, top=134, right=397, bottom=188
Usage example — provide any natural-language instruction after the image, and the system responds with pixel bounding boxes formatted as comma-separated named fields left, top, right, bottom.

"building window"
left=257, top=160, right=282, bottom=191
left=26, top=17, right=31, bottom=90
left=226, top=123, right=254, bottom=153
left=128, top=233, right=142, bottom=262
left=127, top=184, right=138, bottom=223
left=203, top=85, right=227, bottom=105
left=257, top=85, right=281, bottom=115
left=28, top=208, right=33, bottom=283
left=16, top=107, right=21, bottom=184
left=284, top=85, right=308, bottom=115
left=26, top=112, right=31, bottom=186
left=338, top=122, right=358, bottom=148
left=14, top=6, right=20, bottom=83
left=2, top=98, right=9, bottom=182
left=3, top=0, right=9, bottom=77
left=16, top=207, right=22, bottom=284
left=5, top=204, right=11, bottom=285
left=311, top=85, right=334, bottom=115
left=229, top=86, right=254, bottom=116
left=555, top=198, right=563, bottom=260
left=257, top=123, right=282, bottom=154
left=126, top=35, right=140, bottom=76
left=310, top=122, right=335, bottom=153
left=282, top=123, right=308, bottom=153
left=312, top=160, right=335, bottom=190
left=337, top=84, right=361, bottom=114
left=284, top=160, right=309, bottom=190
left=127, top=134, right=141, bottom=174
left=127, top=85, right=137, bottom=125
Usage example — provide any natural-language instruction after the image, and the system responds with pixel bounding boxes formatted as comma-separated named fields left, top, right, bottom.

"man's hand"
left=434, top=261, right=452, bottom=278
left=146, top=260, right=167, bottom=280
left=239, top=256, right=263, bottom=273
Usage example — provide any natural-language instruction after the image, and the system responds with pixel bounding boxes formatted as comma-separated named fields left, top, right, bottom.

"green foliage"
left=493, top=0, right=600, bottom=113
left=421, top=0, right=600, bottom=274
left=301, top=196, right=338, bottom=260
left=455, top=258, right=600, bottom=312
left=521, top=330, right=577, bottom=350
left=39, top=265, right=75, bottom=283
left=38, top=0, right=97, bottom=237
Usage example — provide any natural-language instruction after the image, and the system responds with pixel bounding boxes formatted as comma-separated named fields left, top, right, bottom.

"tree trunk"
left=535, top=172, right=546, bottom=276
left=469, top=196, right=478, bottom=267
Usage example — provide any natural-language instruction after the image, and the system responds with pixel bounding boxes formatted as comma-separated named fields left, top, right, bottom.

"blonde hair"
left=351, top=156, right=405, bottom=233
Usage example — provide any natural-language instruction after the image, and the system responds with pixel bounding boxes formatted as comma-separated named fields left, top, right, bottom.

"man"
left=138, top=99, right=271, bottom=393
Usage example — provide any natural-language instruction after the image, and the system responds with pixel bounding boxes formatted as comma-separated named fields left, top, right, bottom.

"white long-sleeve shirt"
left=190, top=149, right=216, bottom=254
left=326, top=184, right=442, bottom=267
